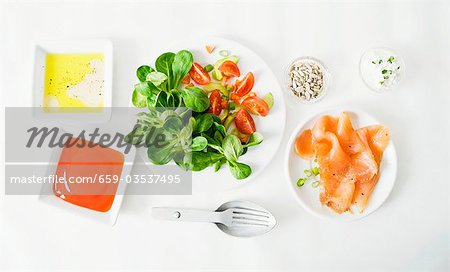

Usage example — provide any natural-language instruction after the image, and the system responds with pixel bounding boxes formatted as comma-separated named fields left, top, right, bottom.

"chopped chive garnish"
left=312, top=167, right=320, bottom=176
left=297, top=178, right=307, bottom=187
left=219, top=50, right=229, bottom=57
left=304, top=169, right=312, bottom=177
left=297, top=163, right=321, bottom=188
left=204, top=64, right=214, bottom=72
left=382, top=69, right=388, bottom=74
left=387, top=56, right=395, bottom=63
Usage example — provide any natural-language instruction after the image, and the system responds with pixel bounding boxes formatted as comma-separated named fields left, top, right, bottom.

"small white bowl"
left=32, top=39, right=113, bottom=123
left=359, top=47, right=405, bottom=93
left=285, top=56, right=330, bottom=104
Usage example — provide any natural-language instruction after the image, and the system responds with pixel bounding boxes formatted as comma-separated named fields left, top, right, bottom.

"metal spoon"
left=151, top=200, right=276, bottom=237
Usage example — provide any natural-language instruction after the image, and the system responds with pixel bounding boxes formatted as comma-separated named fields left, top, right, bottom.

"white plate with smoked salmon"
left=285, top=109, right=397, bottom=221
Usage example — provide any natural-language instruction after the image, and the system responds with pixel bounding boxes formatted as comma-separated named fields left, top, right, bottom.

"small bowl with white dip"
left=286, top=57, right=330, bottom=104
left=359, top=47, right=405, bottom=92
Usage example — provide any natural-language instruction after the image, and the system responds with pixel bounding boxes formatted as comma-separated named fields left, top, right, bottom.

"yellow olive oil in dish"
left=43, top=53, right=105, bottom=112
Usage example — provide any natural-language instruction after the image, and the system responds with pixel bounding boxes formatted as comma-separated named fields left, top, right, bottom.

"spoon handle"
left=152, top=207, right=223, bottom=224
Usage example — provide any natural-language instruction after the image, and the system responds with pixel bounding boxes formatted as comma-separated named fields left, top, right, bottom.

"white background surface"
left=0, top=0, right=449, bottom=271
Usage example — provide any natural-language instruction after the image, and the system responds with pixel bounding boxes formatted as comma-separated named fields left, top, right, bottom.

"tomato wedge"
left=234, top=109, right=256, bottom=134
left=189, top=62, right=211, bottom=85
left=205, top=44, right=215, bottom=54
left=208, top=90, right=222, bottom=115
left=221, top=100, right=228, bottom=109
left=181, top=75, right=190, bottom=84
left=230, top=93, right=241, bottom=104
left=235, top=72, right=254, bottom=96
left=221, top=76, right=229, bottom=86
left=241, top=96, right=269, bottom=116
left=218, top=60, right=240, bottom=78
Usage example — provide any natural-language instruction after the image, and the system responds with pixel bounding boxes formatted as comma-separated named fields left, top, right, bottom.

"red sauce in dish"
left=53, top=137, right=124, bottom=212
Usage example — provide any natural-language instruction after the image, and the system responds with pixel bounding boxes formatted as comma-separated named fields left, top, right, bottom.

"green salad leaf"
left=194, top=113, right=214, bottom=133
left=132, top=89, right=147, bottom=108
left=222, top=135, right=243, bottom=162
left=181, top=87, right=210, bottom=112
left=190, top=151, right=224, bottom=171
left=147, top=143, right=176, bottom=165
left=163, top=115, right=183, bottom=133
left=192, top=136, right=208, bottom=151
left=171, top=50, right=193, bottom=89
left=137, top=65, right=154, bottom=82
left=155, top=52, right=175, bottom=91
left=213, top=159, right=226, bottom=172
left=243, top=132, right=263, bottom=148
left=146, top=71, right=167, bottom=86
left=134, top=81, right=158, bottom=97
left=228, top=161, right=252, bottom=179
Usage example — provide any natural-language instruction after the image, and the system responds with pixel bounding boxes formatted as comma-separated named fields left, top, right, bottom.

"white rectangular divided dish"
left=32, top=40, right=113, bottom=123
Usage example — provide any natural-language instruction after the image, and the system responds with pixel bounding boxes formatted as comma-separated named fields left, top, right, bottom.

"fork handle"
left=152, top=207, right=224, bottom=224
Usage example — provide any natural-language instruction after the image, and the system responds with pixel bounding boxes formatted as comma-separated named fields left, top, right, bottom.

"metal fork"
left=151, top=201, right=276, bottom=237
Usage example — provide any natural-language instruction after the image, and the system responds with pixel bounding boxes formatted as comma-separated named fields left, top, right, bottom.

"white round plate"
left=285, top=109, right=397, bottom=221
left=136, top=37, right=286, bottom=193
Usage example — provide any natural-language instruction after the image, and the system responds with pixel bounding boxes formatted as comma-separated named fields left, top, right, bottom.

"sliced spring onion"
left=262, top=92, right=274, bottom=109
left=297, top=178, right=307, bottom=187
left=224, top=113, right=236, bottom=131
left=203, top=82, right=228, bottom=95
left=204, top=64, right=214, bottom=72
left=219, top=50, right=229, bottom=57
left=219, top=108, right=229, bottom=122
left=304, top=169, right=312, bottom=177
left=297, top=163, right=321, bottom=189
left=311, top=167, right=320, bottom=176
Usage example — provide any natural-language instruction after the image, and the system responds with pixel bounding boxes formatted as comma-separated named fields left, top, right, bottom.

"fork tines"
left=230, top=207, right=271, bottom=227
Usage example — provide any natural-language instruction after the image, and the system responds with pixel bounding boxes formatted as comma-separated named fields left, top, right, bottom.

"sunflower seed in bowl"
left=286, top=57, right=329, bottom=103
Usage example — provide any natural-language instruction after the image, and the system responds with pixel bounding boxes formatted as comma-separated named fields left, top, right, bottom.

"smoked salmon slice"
left=336, top=112, right=378, bottom=183
left=313, top=114, right=356, bottom=213
left=352, top=125, right=390, bottom=212
left=294, top=112, right=389, bottom=214
left=294, top=129, right=314, bottom=160
left=319, top=170, right=355, bottom=214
